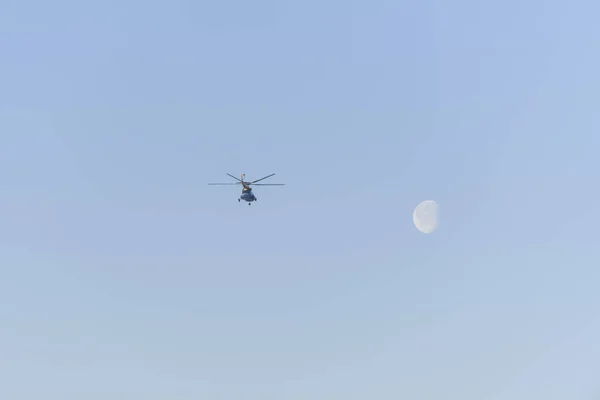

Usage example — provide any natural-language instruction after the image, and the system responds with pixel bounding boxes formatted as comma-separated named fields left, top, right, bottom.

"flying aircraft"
left=208, top=173, right=285, bottom=205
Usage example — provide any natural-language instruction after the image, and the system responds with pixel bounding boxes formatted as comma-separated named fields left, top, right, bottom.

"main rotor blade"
left=226, top=173, right=242, bottom=182
left=250, top=173, right=276, bottom=184
left=208, top=183, right=239, bottom=185
left=252, top=183, right=285, bottom=186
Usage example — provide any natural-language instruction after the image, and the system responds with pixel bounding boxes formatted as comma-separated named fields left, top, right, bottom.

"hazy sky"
left=1, top=0, right=599, bottom=398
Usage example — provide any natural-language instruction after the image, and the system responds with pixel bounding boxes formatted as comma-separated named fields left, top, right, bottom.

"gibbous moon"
left=413, top=200, right=439, bottom=234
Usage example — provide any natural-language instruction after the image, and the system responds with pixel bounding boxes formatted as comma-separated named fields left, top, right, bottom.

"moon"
left=413, top=200, right=439, bottom=234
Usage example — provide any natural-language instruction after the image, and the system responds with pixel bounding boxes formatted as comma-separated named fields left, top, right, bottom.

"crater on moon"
left=413, top=200, right=439, bottom=234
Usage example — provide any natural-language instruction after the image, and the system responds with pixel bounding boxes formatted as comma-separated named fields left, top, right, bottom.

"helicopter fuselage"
left=239, top=187, right=256, bottom=203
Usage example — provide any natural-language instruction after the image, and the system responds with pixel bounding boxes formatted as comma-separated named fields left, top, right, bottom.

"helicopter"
left=208, top=173, right=285, bottom=205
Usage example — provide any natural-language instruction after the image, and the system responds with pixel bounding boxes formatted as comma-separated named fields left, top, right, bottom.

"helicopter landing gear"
left=238, top=198, right=240, bottom=202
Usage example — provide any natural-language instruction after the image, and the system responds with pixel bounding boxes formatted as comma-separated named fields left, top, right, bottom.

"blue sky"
left=1, top=0, right=599, bottom=398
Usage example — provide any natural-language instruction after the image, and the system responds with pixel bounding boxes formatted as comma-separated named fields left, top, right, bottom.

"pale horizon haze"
left=1, top=0, right=599, bottom=399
